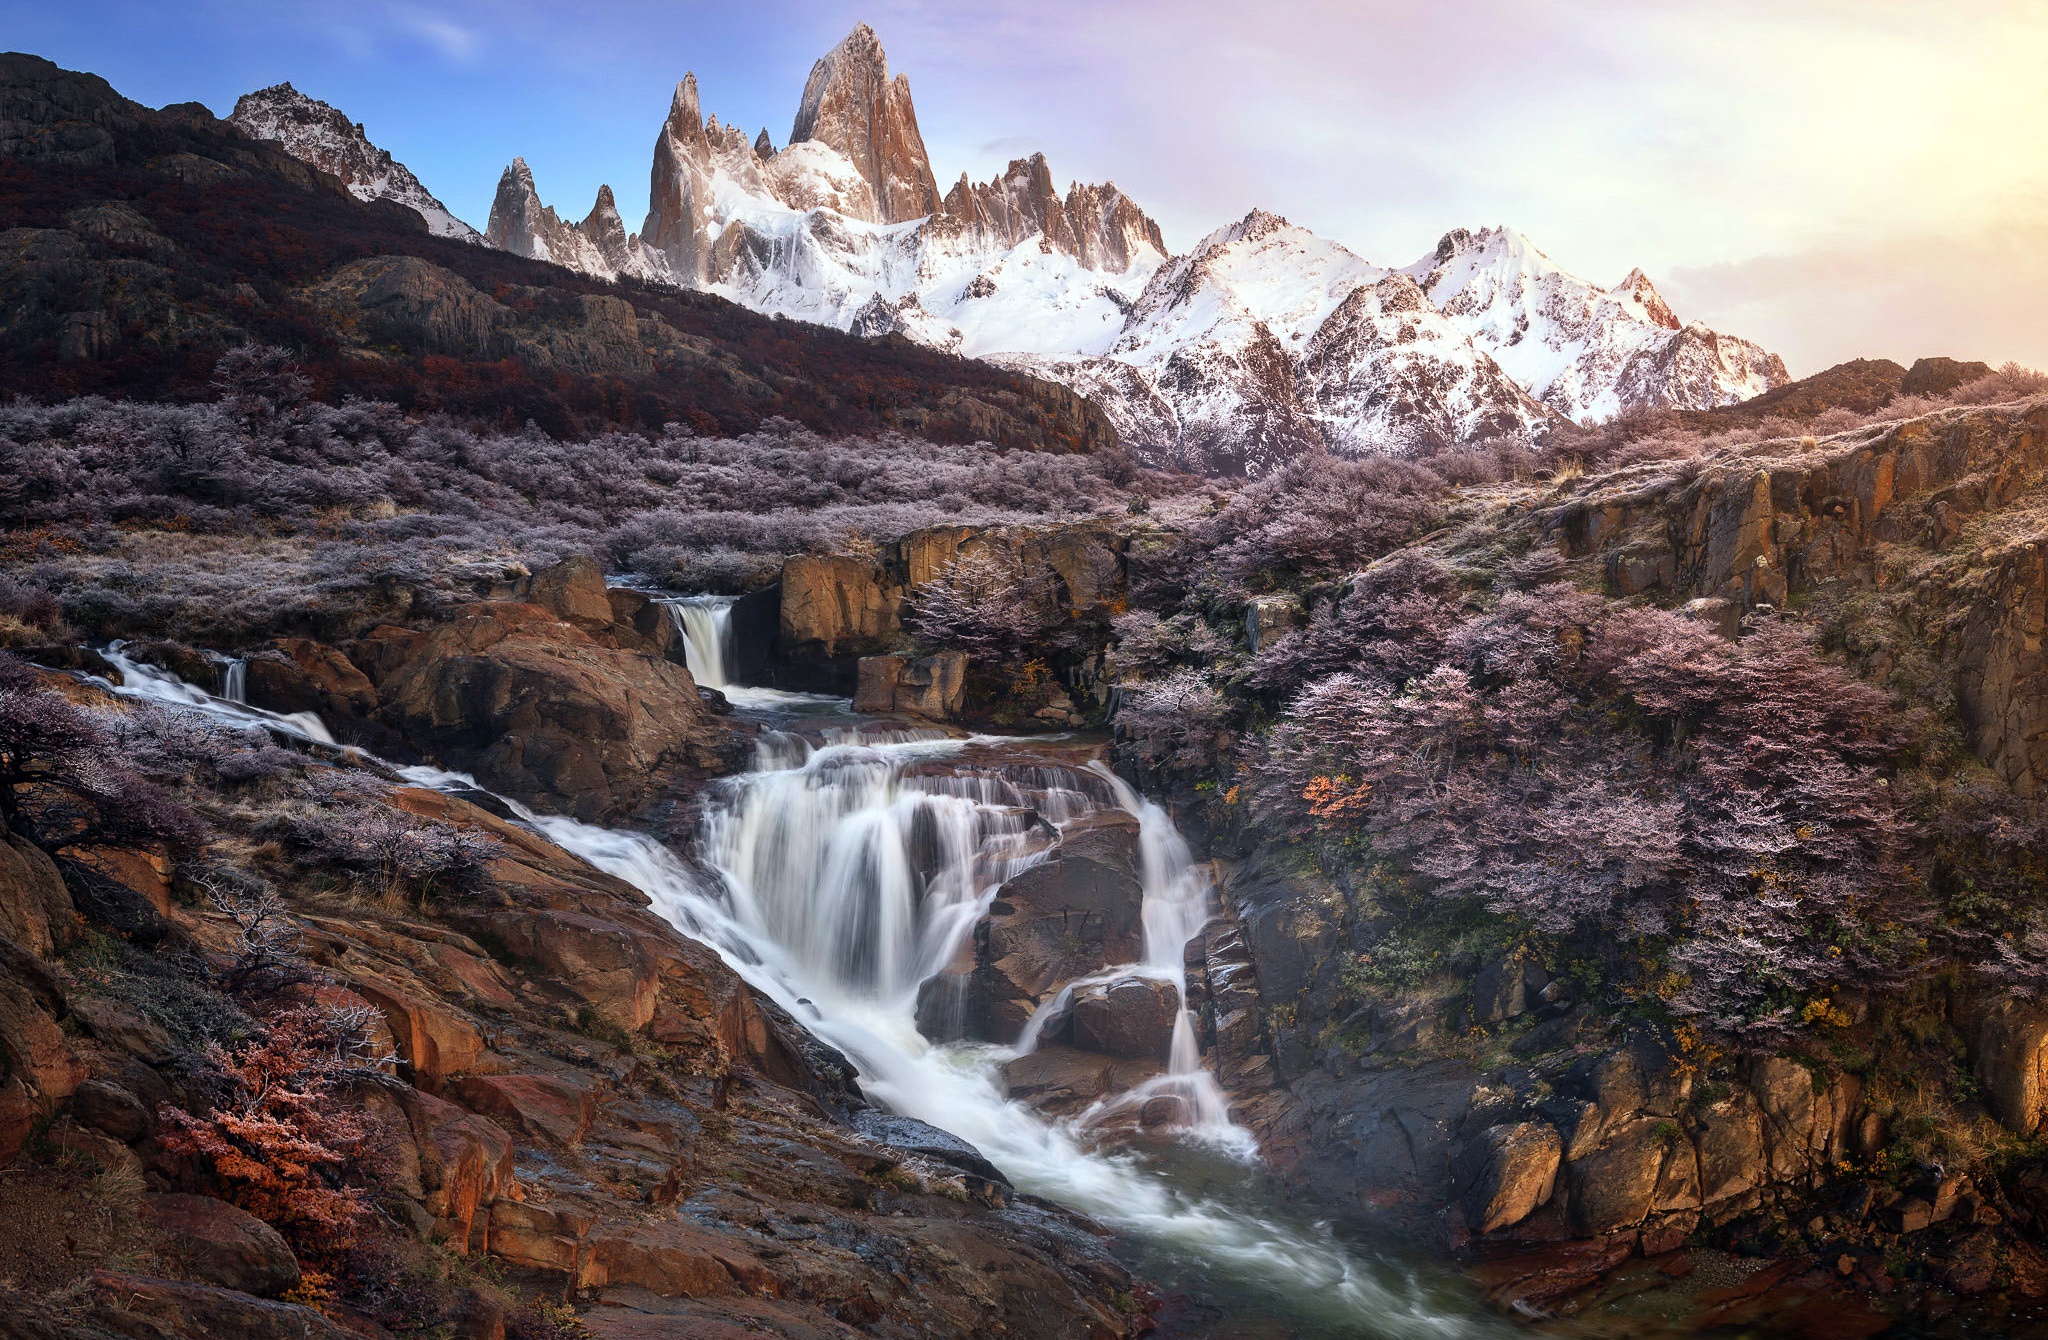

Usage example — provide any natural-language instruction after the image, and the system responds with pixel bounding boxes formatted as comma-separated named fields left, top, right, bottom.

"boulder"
left=1460, top=1122, right=1563, bottom=1235
left=85, top=1270, right=352, bottom=1339
left=71, top=1076, right=150, bottom=1142
left=514, top=554, right=615, bottom=632
left=999, top=1045, right=1158, bottom=1117
left=977, top=811, right=1146, bottom=1035
left=1565, top=1117, right=1674, bottom=1235
left=852, top=652, right=967, bottom=719
left=1070, top=976, right=1180, bottom=1062
left=143, top=1193, right=301, bottom=1297
left=372, top=599, right=739, bottom=822
left=341, top=968, right=486, bottom=1088
left=244, top=638, right=377, bottom=720
left=494, top=910, right=659, bottom=1031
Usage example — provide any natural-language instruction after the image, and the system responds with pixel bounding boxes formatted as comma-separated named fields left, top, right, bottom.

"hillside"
left=0, top=53, right=1114, bottom=450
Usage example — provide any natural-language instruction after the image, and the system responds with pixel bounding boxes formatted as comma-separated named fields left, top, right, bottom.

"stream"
left=96, top=603, right=1524, bottom=1339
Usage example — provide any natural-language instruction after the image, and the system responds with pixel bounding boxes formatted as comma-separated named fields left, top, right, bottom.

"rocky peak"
left=1610, top=266, right=1681, bottom=331
left=228, top=81, right=479, bottom=241
left=1214, top=208, right=1291, bottom=251
left=754, top=126, right=773, bottom=158
left=485, top=157, right=563, bottom=260
left=789, top=22, right=941, bottom=223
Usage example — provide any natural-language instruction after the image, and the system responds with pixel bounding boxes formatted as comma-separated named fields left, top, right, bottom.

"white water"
left=655, top=593, right=850, bottom=713
left=220, top=657, right=247, bottom=705
left=90, top=639, right=1507, bottom=1338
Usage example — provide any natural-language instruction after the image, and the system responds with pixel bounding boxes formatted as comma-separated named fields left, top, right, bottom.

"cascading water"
left=662, top=595, right=736, bottom=691
left=220, top=657, right=248, bottom=704
left=89, top=635, right=1513, bottom=1339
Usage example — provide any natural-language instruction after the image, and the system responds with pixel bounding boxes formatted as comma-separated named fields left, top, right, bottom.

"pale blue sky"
left=7, top=0, right=2047, bottom=374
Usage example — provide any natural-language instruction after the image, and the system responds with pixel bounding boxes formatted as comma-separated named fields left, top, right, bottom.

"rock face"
left=1538, top=400, right=2048, bottom=803
left=788, top=23, right=940, bottom=224
left=228, top=83, right=480, bottom=241
left=486, top=158, right=670, bottom=285
left=852, top=650, right=966, bottom=718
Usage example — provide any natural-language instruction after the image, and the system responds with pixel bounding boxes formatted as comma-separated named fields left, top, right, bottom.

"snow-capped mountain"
left=1404, top=226, right=1786, bottom=420
left=233, top=25, right=1788, bottom=472
left=227, top=84, right=480, bottom=242
left=1009, top=211, right=1551, bottom=473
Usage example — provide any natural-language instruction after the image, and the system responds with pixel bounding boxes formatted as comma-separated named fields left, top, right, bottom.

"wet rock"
left=1473, top=950, right=1550, bottom=1025
left=245, top=637, right=376, bottom=719
left=143, top=1193, right=302, bottom=1297
left=1460, top=1122, right=1562, bottom=1235
left=852, top=1109, right=1009, bottom=1186
left=1071, top=975, right=1181, bottom=1062
left=1000, top=1045, right=1159, bottom=1117
left=975, top=811, right=1145, bottom=1036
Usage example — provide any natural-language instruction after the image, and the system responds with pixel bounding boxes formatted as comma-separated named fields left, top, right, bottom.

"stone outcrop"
left=142, top=1194, right=302, bottom=1297
left=1539, top=400, right=2048, bottom=803
left=852, top=650, right=965, bottom=718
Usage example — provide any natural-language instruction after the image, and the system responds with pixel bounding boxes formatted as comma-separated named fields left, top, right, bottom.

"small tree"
left=158, top=1003, right=395, bottom=1257
left=904, top=551, right=1058, bottom=662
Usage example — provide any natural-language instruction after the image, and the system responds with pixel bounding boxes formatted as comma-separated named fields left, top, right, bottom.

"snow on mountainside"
left=235, top=24, right=1787, bottom=473
left=1404, top=226, right=1787, bottom=421
left=1009, top=211, right=1553, bottom=473
left=228, top=84, right=480, bottom=242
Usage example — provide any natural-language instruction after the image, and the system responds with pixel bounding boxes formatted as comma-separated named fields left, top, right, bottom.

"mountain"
left=1403, top=226, right=1786, bottom=420
left=1008, top=211, right=1553, bottom=473
left=0, top=52, right=1115, bottom=450
left=442, top=24, right=1784, bottom=473
left=227, top=82, right=480, bottom=242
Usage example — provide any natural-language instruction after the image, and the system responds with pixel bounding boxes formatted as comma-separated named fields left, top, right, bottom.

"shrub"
left=157, top=1003, right=395, bottom=1256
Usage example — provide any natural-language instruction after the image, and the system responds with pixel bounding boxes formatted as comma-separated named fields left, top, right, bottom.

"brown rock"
left=496, top=910, right=660, bottom=1031
left=981, top=811, right=1145, bottom=1014
left=1692, top=1091, right=1766, bottom=1204
left=1970, top=996, right=2048, bottom=1134
left=1000, top=1045, right=1158, bottom=1116
left=86, top=1270, right=353, bottom=1339
left=1070, top=975, right=1180, bottom=1062
left=1461, top=1122, right=1563, bottom=1235
left=852, top=652, right=966, bottom=719
left=515, top=554, right=615, bottom=632
left=71, top=1076, right=150, bottom=1142
left=585, top=1220, right=745, bottom=1298
left=1566, top=1117, right=1672, bottom=1235
left=398, top=1087, right=517, bottom=1251
left=342, top=968, right=485, bottom=1088
left=245, top=638, right=377, bottom=719
left=450, top=1072, right=598, bottom=1148
left=778, top=555, right=900, bottom=662
left=789, top=24, right=941, bottom=224
left=373, top=599, right=737, bottom=821
left=0, top=833, right=73, bottom=957
left=143, top=1193, right=302, bottom=1297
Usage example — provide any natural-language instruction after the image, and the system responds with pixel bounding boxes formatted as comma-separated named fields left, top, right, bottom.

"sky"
left=7, top=0, right=2047, bottom=376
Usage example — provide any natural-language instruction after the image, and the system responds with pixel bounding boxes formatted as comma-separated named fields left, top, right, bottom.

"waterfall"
left=662, top=595, right=735, bottom=691
left=88, top=646, right=1508, bottom=1338
left=220, top=657, right=247, bottom=704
